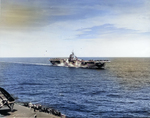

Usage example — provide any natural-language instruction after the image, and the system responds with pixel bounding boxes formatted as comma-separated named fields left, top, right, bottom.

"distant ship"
left=49, top=52, right=110, bottom=69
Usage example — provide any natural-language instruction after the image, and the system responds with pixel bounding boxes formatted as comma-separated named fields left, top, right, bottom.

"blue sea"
left=0, top=57, right=150, bottom=118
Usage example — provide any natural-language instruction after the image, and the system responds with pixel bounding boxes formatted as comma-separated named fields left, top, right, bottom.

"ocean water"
left=0, top=57, right=150, bottom=118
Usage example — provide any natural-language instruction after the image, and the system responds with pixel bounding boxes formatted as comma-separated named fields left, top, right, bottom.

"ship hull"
left=50, top=59, right=107, bottom=69
left=49, top=52, right=110, bottom=69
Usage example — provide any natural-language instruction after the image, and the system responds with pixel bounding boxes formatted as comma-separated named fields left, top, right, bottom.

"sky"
left=0, top=0, right=150, bottom=57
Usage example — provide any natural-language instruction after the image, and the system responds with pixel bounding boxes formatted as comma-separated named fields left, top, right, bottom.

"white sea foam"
left=0, top=61, right=51, bottom=66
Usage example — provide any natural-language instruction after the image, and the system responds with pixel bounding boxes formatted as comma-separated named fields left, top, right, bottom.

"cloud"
left=1, top=0, right=149, bottom=32
left=0, top=0, right=73, bottom=30
left=0, top=4, right=44, bottom=29
left=0, top=0, right=150, bottom=57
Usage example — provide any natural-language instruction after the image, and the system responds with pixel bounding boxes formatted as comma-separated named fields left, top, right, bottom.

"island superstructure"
left=49, top=52, right=110, bottom=69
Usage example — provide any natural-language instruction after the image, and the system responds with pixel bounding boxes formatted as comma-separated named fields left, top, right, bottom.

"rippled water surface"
left=0, top=57, right=150, bottom=118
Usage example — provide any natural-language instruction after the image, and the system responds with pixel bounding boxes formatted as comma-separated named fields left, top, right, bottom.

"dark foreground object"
left=0, top=87, right=15, bottom=111
left=23, top=102, right=66, bottom=117
left=0, top=103, right=62, bottom=118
